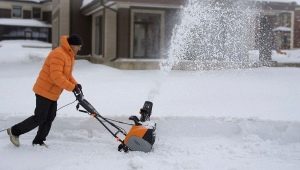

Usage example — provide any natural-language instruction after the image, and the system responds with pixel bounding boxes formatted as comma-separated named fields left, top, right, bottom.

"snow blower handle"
left=73, top=88, right=100, bottom=116
left=129, top=116, right=141, bottom=125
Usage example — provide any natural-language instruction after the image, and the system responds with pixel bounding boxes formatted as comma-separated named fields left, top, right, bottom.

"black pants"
left=11, top=94, right=57, bottom=144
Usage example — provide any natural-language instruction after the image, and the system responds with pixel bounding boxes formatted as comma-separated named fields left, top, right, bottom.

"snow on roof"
left=0, top=18, right=51, bottom=28
left=258, top=0, right=299, bottom=3
left=81, top=0, right=94, bottom=9
left=273, top=26, right=292, bottom=32
left=17, top=0, right=47, bottom=3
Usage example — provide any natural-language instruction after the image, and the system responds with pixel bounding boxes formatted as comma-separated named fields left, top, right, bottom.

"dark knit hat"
left=67, top=34, right=82, bottom=46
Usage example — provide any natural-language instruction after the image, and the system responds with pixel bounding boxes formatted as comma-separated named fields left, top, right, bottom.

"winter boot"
left=7, top=128, right=20, bottom=147
left=32, top=141, right=48, bottom=148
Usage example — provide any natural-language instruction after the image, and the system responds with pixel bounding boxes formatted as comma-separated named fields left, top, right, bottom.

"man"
left=7, top=35, right=83, bottom=147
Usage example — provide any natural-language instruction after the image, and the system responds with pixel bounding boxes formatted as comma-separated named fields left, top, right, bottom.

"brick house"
left=259, top=1, right=299, bottom=49
left=0, top=0, right=52, bottom=42
left=293, top=5, right=300, bottom=48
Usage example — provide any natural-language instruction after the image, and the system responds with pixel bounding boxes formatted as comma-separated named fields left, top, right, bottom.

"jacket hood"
left=60, top=35, right=75, bottom=57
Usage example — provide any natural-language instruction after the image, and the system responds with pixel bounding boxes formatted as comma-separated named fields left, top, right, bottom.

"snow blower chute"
left=73, top=89, right=156, bottom=153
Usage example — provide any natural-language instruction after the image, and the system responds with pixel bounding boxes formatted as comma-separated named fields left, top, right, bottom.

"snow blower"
left=73, top=89, right=156, bottom=153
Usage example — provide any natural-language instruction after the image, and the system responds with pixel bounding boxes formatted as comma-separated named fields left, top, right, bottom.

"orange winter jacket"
left=33, top=36, right=77, bottom=101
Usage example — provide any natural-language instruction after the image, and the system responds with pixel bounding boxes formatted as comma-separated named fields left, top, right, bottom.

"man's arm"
left=49, top=55, right=75, bottom=91
left=70, top=75, right=78, bottom=85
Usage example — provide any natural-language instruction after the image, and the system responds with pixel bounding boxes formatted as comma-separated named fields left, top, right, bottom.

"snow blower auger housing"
left=73, top=89, right=156, bottom=153
left=122, top=101, right=156, bottom=152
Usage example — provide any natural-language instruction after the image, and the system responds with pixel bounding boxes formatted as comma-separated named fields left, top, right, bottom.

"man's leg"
left=11, top=95, right=52, bottom=137
left=33, top=100, right=57, bottom=144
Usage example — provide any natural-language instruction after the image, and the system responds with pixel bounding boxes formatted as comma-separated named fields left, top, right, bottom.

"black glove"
left=77, top=84, right=82, bottom=90
left=73, top=84, right=82, bottom=93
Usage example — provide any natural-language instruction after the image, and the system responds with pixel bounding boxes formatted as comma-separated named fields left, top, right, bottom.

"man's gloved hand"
left=77, top=84, right=82, bottom=90
left=73, top=84, right=82, bottom=93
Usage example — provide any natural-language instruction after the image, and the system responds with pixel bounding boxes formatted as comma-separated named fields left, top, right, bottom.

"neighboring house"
left=52, top=0, right=91, bottom=55
left=0, top=0, right=52, bottom=42
left=259, top=1, right=298, bottom=50
left=81, top=0, right=183, bottom=69
left=53, top=0, right=182, bottom=69
left=54, top=0, right=300, bottom=69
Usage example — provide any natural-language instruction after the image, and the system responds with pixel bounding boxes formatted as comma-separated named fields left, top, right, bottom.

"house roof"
left=0, top=18, right=51, bottom=28
left=81, top=0, right=299, bottom=10
left=81, top=0, right=184, bottom=15
left=81, top=0, right=299, bottom=16
left=81, top=0, right=184, bottom=8
left=81, top=0, right=94, bottom=9
left=110, top=0, right=183, bottom=5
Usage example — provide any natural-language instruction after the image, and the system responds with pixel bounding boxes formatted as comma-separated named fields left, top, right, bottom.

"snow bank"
left=1, top=116, right=300, bottom=170
left=248, top=49, right=300, bottom=63
left=0, top=40, right=51, bottom=64
left=272, top=49, right=300, bottom=63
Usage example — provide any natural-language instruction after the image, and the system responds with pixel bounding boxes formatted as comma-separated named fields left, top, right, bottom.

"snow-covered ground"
left=0, top=40, right=300, bottom=170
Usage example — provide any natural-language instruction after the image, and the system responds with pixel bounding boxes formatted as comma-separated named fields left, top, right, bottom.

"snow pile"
left=1, top=116, right=300, bottom=170
left=272, top=49, right=300, bottom=63
left=248, top=49, right=300, bottom=63
left=0, top=40, right=51, bottom=64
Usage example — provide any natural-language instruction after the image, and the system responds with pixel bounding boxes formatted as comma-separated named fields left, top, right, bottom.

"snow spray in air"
left=161, top=0, right=259, bottom=71
left=148, top=0, right=259, bottom=101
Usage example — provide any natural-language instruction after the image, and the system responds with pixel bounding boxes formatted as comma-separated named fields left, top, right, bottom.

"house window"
left=278, top=12, right=291, bottom=27
left=12, top=6, right=22, bottom=18
left=273, top=12, right=292, bottom=49
left=132, top=11, right=164, bottom=58
left=134, top=13, right=160, bottom=58
left=32, top=7, right=41, bottom=19
left=95, top=15, right=103, bottom=55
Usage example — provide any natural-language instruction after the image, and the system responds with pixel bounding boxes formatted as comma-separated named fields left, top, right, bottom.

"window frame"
left=12, top=6, right=22, bottom=18
left=130, top=9, right=165, bottom=59
left=32, top=7, right=42, bottom=19
left=92, top=11, right=104, bottom=58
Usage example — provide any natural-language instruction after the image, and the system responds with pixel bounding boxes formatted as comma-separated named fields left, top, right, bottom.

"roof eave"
left=81, top=0, right=104, bottom=16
